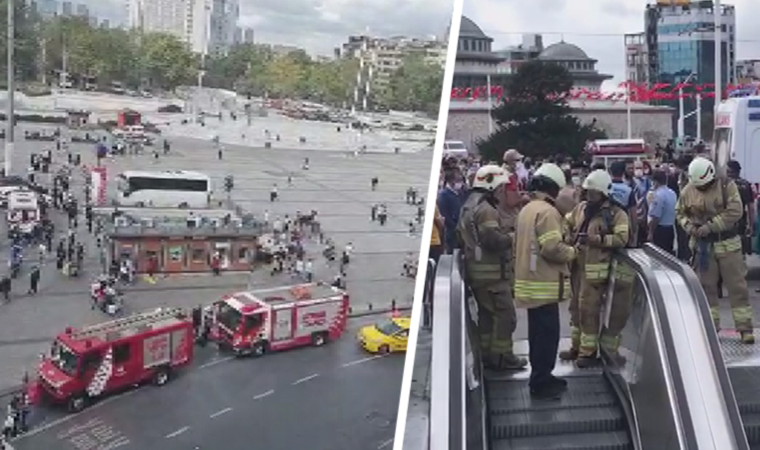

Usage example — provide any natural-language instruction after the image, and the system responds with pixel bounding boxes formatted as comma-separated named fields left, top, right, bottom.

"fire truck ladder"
left=72, top=307, right=186, bottom=341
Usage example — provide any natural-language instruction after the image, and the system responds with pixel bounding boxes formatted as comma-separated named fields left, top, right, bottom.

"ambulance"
left=210, top=283, right=349, bottom=357
left=36, top=307, right=194, bottom=412
left=586, top=139, right=650, bottom=168
left=714, top=96, right=760, bottom=192
left=6, top=190, right=40, bottom=235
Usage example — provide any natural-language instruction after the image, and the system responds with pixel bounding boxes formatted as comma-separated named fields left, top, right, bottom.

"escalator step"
left=488, top=376, right=612, bottom=400
left=741, top=412, right=760, bottom=444
left=490, top=385, right=615, bottom=414
left=491, top=406, right=626, bottom=439
left=493, top=431, right=632, bottom=450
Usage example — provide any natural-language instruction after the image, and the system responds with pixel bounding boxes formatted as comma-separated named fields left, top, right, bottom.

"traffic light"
left=224, top=175, right=234, bottom=192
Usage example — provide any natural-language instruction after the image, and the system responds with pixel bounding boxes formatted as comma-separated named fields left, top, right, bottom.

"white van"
left=6, top=190, right=40, bottom=234
left=443, top=140, right=469, bottom=158
left=714, top=96, right=760, bottom=189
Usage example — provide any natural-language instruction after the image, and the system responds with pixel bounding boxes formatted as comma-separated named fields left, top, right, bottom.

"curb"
left=0, top=305, right=412, bottom=402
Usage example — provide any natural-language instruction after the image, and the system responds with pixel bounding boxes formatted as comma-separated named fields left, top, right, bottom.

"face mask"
left=634, top=169, right=643, bottom=178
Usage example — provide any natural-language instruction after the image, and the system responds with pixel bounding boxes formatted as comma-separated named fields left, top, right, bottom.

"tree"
left=139, top=33, right=196, bottom=90
left=264, top=53, right=306, bottom=98
left=379, top=54, right=443, bottom=114
left=0, top=0, right=41, bottom=83
left=477, top=60, right=607, bottom=161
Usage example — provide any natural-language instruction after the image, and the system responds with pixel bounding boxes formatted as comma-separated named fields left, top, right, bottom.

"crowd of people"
left=435, top=148, right=756, bottom=399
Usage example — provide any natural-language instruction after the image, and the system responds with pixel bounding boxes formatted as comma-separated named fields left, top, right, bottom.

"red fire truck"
left=36, top=307, right=194, bottom=412
left=210, top=283, right=349, bottom=357
left=586, top=138, right=651, bottom=167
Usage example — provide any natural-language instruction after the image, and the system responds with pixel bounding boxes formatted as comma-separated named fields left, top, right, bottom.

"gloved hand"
left=587, top=234, right=603, bottom=246
left=695, top=224, right=711, bottom=238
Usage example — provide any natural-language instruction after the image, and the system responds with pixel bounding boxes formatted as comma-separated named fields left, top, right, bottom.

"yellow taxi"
left=358, top=317, right=411, bottom=354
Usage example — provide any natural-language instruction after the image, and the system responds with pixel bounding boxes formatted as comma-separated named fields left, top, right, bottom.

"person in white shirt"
left=304, top=259, right=313, bottom=282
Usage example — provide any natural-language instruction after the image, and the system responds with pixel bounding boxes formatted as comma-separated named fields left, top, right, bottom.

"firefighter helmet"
left=472, top=165, right=509, bottom=191
left=688, top=157, right=716, bottom=187
left=533, top=163, right=566, bottom=190
left=582, top=169, right=612, bottom=195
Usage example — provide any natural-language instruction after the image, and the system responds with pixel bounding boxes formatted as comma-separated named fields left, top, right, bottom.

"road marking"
left=342, top=354, right=387, bottom=367
left=253, top=389, right=274, bottom=400
left=165, top=426, right=189, bottom=438
left=199, top=356, right=234, bottom=369
left=15, top=389, right=140, bottom=440
left=209, top=407, right=233, bottom=419
left=378, top=438, right=394, bottom=449
left=292, top=373, right=319, bottom=385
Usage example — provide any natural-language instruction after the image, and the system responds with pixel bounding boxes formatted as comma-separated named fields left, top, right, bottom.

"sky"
left=462, top=0, right=760, bottom=90
left=85, top=0, right=453, bottom=56
left=236, top=0, right=453, bottom=55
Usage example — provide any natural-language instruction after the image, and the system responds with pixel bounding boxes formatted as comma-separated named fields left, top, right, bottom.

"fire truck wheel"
left=135, top=202, right=146, bottom=207
left=311, top=332, right=328, bottom=347
left=378, top=344, right=390, bottom=354
left=251, top=342, right=266, bottom=357
left=67, top=395, right=87, bottom=413
left=153, top=367, right=171, bottom=386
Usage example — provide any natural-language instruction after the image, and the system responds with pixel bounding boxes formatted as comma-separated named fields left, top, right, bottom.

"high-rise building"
left=188, top=0, right=240, bottom=55
left=624, top=32, right=649, bottom=85
left=140, top=0, right=191, bottom=41
left=75, top=3, right=88, bottom=17
left=61, top=1, right=73, bottom=16
left=32, top=0, right=59, bottom=19
left=641, top=0, right=736, bottom=135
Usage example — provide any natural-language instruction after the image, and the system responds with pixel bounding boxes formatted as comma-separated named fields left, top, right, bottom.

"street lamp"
left=4, top=0, right=16, bottom=176
left=714, top=0, right=723, bottom=108
left=677, top=71, right=698, bottom=142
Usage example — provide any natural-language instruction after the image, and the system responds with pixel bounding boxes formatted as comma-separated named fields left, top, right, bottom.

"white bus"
left=116, top=170, right=211, bottom=208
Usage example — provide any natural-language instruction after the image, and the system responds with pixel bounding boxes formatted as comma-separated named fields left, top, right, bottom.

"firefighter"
left=514, top=163, right=578, bottom=399
left=561, top=170, right=630, bottom=366
left=675, top=157, right=754, bottom=343
left=458, top=165, right=526, bottom=370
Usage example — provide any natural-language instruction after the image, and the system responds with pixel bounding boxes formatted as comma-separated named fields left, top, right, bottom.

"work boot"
left=558, top=347, right=579, bottom=361
left=485, top=354, right=527, bottom=371
left=606, top=352, right=628, bottom=367
left=741, top=331, right=756, bottom=344
left=575, top=356, right=599, bottom=369
left=548, top=375, right=568, bottom=389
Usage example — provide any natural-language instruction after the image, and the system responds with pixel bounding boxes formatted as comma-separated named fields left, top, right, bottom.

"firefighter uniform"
left=565, top=200, right=629, bottom=361
left=676, top=157, right=754, bottom=343
left=514, top=163, right=577, bottom=394
left=459, top=165, right=526, bottom=370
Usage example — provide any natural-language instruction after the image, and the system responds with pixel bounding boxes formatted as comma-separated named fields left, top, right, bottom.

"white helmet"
left=688, top=157, right=716, bottom=187
left=582, top=169, right=612, bottom=195
left=472, top=165, right=509, bottom=191
left=533, top=163, right=566, bottom=190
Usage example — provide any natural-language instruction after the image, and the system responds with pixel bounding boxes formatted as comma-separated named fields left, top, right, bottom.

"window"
left=82, top=351, right=102, bottom=373
left=128, top=177, right=208, bottom=193
left=238, top=247, right=249, bottom=261
left=192, top=248, right=205, bottom=263
left=244, top=314, right=263, bottom=332
left=113, top=343, right=131, bottom=363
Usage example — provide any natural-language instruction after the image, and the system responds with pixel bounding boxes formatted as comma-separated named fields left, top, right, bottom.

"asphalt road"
left=12, top=314, right=405, bottom=450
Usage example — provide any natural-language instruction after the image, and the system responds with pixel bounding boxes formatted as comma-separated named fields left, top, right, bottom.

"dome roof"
left=539, top=41, right=592, bottom=60
left=460, top=16, right=488, bottom=38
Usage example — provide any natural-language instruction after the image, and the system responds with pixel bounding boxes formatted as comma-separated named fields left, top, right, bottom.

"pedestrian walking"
left=0, top=276, right=10, bottom=302
left=29, top=266, right=41, bottom=295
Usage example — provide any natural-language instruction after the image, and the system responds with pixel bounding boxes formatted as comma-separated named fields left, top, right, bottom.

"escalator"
left=426, top=248, right=747, bottom=450
left=729, top=367, right=760, bottom=448
left=488, top=369, right=632, bottom=450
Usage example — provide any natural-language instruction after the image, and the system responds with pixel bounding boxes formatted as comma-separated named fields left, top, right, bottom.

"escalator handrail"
left=430, top=254, right=464, bottom=450
left=642, top=244, right=750, bottom=450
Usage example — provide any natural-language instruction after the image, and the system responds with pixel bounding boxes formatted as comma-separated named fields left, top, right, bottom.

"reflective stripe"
left=514, top=279, right=571, bottom=301
left=468, top=263, right=504, bottom=280
left=537, top=230, right=562, bottom=245
left=570, top=326, right=580, bottom=347
left=481, top=220, right=499, bottom=228
left=600, top=334, right=620, bottom=352
left=613, top=224, right=629, bottom=234
left=584, top=263, right=609, bottom=280
left=710, top=306, right=720, bottom=321
left=712, top=216, right=725, bottom=230
left=579, top=332, right=597, bottom=355
left=714, top=236, right=742, bottom=254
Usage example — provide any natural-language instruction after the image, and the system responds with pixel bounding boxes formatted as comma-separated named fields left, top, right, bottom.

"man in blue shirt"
left=647, top=169, right=677, bottom=255
left=438, top=171, right=466, bottom=253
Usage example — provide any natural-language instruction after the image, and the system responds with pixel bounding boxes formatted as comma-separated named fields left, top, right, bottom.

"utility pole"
left=5, top=0, right=16, bottom=176
left=714, top=0, right=722, bottom=108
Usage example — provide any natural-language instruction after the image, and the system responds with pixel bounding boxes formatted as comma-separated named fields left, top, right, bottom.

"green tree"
left=0, top=0, right=41, bottom=83
left=380, top=54, right=443, bottom=114
left=264, top=53, right=307, bottom=98
left=139, top=33, right=197, bottom=90
left=477, top=60, right=607, bottom=161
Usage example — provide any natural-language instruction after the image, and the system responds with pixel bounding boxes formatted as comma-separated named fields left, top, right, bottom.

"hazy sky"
left=462, top=0, right=760, bottom=89
left=89, top=0, right=454, bottom=56
left=237, top=0, right=453, bottom=55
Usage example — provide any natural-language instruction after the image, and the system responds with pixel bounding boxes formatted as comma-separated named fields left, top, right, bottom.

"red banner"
left=90, top=166, right=108, bottom=206
left=450, top=81, right=760, bottom=104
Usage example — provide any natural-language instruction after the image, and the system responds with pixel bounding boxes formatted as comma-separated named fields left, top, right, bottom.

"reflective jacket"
left=565, top=200, right=629, bottom=282
left=675, top=179, right=743, bottom=254
left=457, top=191, right=512, bottom=282
left=514, top=193, right=577, bottom=309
